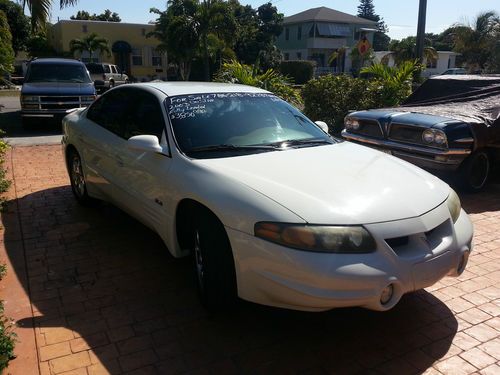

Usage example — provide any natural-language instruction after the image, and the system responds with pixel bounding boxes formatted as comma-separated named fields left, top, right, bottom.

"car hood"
left=349, top=109, right=457, bottom=130
left=196, top=142, right=450, bottom=225
left=21, top=82, right=95, bottom=96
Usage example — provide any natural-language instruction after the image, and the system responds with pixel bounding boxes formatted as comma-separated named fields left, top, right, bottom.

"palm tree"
left=22, top=1, right=78, bottom=30
left=69, top=33, right=110, bottom=62
left=452, top=11, right=500, bottom=71
left=389, top=37, right=438, bottom=66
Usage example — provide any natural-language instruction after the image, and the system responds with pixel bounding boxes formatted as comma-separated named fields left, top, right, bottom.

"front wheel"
left=192, top=210, right=237, bottom=311
left=68, top=150, right=94, bottom=205
left=457, top=150, right=490, bottom=192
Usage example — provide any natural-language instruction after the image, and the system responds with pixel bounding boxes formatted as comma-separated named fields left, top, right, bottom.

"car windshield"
left=26, top=63, right=92, bottom=83
left=167, top=92, right=334, bottom=158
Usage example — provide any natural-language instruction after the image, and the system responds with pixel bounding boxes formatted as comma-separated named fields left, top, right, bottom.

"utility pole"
left=415, top=0, right=427, bottom=63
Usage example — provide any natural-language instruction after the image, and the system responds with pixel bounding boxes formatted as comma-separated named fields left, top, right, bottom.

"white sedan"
left=62, top=82, right=474, bottom=312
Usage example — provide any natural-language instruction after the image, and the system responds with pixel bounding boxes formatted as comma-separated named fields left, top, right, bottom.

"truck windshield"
left=26, top=64, right=92, bottom=83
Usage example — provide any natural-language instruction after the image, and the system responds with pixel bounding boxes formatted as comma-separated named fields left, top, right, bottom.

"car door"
left=80, top=89, right=132, bottom=201
left=111, top=87, right=173, bottom=232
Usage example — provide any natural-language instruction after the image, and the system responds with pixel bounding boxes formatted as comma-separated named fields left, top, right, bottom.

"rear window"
left=104, top=65, right=111, bottom=73
left=86, top=63, right=104, bottom=74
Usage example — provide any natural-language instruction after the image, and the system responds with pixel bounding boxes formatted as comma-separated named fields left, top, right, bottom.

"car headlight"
left=344, top=117, right=360, bottom=131
left=21, top=95, right=39, bottom=103
left=446, top=189, right=461, bottom=223
left=254, top=222, right=376, bottom=253
left=422, top=129, right=447, bottom=146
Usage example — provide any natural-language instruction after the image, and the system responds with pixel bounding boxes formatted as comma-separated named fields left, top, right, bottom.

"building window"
left=297, top=26, right=302, bottom=40
left=82, top=25, right=88, bottom=33
left=152, top=49, right=162, bottom=67
left=426, top=57, right=437, bottom=69
left=132, top=48, right=143, bottom=66
left=296, top=52, right=302, bottom=60
left=285, top=28, right=289, bottom=41
left=284, top=53, right=289, bottom=61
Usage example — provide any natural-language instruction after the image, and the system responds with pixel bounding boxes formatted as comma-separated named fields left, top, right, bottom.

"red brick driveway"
left=0, top=145, right=499, bottom=375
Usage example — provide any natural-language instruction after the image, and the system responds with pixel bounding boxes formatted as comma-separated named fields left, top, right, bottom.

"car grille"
left=40, top=96, right=79, bottom=102
left=385, top=220, right=451, bottom=258
left=32, top=96, right=90, bottom=111
left=388, top=123, right=426, bottom=146
left=351, top=119, right=384, bottom=139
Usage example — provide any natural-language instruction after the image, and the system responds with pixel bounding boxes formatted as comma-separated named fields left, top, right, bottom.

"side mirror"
left=94, top=79, right=104, bottom=87
left=127, top=135, right=169, bottom=155
left=315, top=121, right=329, bottom=134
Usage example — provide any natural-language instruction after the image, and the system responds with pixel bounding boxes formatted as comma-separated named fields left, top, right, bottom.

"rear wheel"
left=68, top=150, right=93, bottom=206
left=457, top=150, right=490, bottom=192
left=192, top=210, right=237, bottom=311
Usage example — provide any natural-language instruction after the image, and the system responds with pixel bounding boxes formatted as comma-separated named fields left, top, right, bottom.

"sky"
left=44, top=0, right=500, bottom=40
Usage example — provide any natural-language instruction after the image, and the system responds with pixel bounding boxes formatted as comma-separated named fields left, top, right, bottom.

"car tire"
left=192, top=209, right=237, bottom=311
left=109, top=80, right=115, bottom=88
left=68, top=150, right=94, bottom=206
left=457, top=150, right=490, bottom=192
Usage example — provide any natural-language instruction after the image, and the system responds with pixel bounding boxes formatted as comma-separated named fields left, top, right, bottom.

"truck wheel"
left=458, top=150, right=490, bottom=192
left=191, top=209, right=237, bottom=311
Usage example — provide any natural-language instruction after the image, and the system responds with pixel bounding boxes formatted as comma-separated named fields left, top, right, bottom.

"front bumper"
left=228, top=202, right=473, bottom=312
left=342, top=131, right=471, bottom=171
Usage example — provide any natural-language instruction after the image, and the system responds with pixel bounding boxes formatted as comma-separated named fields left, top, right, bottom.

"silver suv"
left=86, top=63, right=129, bottom=91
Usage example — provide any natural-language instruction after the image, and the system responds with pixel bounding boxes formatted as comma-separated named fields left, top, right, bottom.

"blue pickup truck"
left=20, top=58, right=97, bottom=129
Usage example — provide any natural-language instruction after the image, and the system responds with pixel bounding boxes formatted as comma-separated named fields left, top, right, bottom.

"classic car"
left=342, top=75, right=500, bottom=191
left=62, top=82, right=473, bottom=312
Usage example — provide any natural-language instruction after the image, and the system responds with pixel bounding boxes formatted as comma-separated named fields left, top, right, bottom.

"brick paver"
left=1, top=144, right=499, bottom=374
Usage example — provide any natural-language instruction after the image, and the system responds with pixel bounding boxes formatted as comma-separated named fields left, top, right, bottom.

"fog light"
left=380, top=284, right=394, bottom=305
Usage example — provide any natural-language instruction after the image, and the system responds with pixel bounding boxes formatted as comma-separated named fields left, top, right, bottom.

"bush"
left=279, top=60, right=315, bottom=84
left=301, top=74, right=374, bottom=133
left=0, top=299, right=16, bottom=372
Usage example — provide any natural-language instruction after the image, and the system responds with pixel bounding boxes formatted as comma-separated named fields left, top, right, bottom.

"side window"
left=110, top=65, right=118, bottom=74
left=86, top=90, right=132, bottom=138
left=103, top=65, right=111, bottom=73
left=122, top=90, right=165, bottom=141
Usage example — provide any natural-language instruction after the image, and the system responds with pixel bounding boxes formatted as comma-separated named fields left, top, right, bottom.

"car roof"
left=132, top=81, right=270, bottom=97
left=30, top=58, right=85, bottom=66
left=430, top=74, right=500, bottom=81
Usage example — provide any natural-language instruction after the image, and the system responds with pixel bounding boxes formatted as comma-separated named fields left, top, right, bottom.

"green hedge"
left=279, top=60, right=315, bottom=85
left=302, top=74, right=374, bottom=133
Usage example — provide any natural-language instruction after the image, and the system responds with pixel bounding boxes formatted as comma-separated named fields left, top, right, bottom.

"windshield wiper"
left=187, top=144, right=279, bottom=153
left=264, top=138, right=333, bottom=148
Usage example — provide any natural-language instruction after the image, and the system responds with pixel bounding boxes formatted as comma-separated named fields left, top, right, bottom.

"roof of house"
left=284, top=7, right=377, bottom=25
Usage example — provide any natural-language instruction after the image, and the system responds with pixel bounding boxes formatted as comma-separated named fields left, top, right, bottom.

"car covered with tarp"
left=342, top=75, right=500, bottom=191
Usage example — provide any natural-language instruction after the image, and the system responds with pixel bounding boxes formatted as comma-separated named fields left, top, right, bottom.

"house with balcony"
left=276, top=7, right=377, bottom=75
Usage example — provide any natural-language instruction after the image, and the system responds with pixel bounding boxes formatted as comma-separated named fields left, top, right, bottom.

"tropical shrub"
left=214, top=60, right=302, bottom=106
left=279, top=60, right=315, bottom=84
left=301, top=74, right=374, bottom=133
left=361, top=60, right=421, bottom=107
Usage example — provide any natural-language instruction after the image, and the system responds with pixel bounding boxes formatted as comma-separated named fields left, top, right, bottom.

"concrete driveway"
left=0, top=144, right=499, bottom=375
left=0, top=94, right=63, bottom=146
